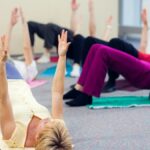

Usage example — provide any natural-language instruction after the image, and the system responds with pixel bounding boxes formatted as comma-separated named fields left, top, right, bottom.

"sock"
left=65, top=92, right=92, bottom=107
left=63, top=88, right=81, bottom=100
left=70, top=84, right=75, bottom=89
left=26, top=61, right=38, bottom=81
left=70, top=63, right=81, bottom=77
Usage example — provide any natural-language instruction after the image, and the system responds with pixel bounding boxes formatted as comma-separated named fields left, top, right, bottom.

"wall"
left=0, top=0, right=118, bottom=54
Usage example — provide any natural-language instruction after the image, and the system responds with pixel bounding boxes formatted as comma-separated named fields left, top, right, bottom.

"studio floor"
left=31, top=62, right=150, bottom=150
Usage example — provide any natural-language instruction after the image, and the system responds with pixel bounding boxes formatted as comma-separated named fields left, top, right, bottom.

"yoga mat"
left=34, top=56, right=58, bottom=63
left=50, top=56, right=58, bottom=62
left=6, top=61, right=23, bottom=79
left=38, top=63, right=72, bottom=77
left=88, top=96, right=150, bottom=109
left=27, top=80, right=47, bottom=88
left=114, top=79, right=139, bottom=92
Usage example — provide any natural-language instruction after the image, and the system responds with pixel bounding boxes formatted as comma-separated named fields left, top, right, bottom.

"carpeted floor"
left=30, top=62, right=150, bottom=150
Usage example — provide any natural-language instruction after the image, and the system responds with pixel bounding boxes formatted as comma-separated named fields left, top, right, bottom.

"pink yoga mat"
left=34, top=56, right=58, bottom=63
left=28, top=80, right=47, bottom=88
left=50, top=56, right=58, bottom=62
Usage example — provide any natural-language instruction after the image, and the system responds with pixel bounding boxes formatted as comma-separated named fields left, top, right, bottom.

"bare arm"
left=19, top=7, right=33, bottom=65
left=70, top=0, right=81, bottom=35
left=88, top=0, right=96, bottom=37
left=0, top=36, right=15, bottom=139
left=5, top=7, right=19, bottom=54
left=51, top=31, right=70, bottom=119
left=102, top=16, right=113, bottom=41
left=139, top=9, right=148, bottom=53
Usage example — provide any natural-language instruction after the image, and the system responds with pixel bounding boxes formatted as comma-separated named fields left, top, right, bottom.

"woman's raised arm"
left=139, top=9, right=148, bottom=53
left=0, top=36, right=15, bottom=139
left=70, top=0, right=81, bottom=35
left=19, top=7, right=33, bottom=65
left=88, top=0, right=96, bottom=37
left=51, top=30, right=70, bottom=119
left=102, top=15, right=113, bottom=41
left=5, top=7, right=19, bottom=54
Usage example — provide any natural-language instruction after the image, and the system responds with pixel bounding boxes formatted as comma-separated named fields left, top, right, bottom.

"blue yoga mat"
left=39, top=63, right=72, bottom=77
left=6, top=61, right=23, bottom=79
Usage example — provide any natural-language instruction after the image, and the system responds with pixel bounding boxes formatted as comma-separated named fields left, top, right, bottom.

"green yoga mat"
left=88, top=96, right=150, bottom=109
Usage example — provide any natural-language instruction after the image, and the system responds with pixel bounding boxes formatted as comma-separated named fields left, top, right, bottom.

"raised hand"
left=71, top=0, right=80, bottom=11
left=106, top=15, right=113, bottom=27
left=88, top=0, right=94, bottom=12
left=19, top=6, right=25, bottom=24
left=58, top=30, right=70, bottom=57
left=0, top=36, right=8, bottom=63
left=141, top=9, right=148, bottom=26
left=10, top=7, right=19, bottom=26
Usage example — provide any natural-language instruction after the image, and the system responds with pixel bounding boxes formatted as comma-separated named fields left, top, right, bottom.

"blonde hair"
left=35, top=119, right=72, bottom=150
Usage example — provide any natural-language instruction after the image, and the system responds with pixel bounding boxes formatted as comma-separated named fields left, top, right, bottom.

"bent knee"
left=91, top=44, right=110, bottom=57
left=90, top=44, right=105, bottom=53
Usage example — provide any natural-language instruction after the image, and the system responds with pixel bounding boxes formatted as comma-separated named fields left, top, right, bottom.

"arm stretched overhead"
left=139, top=8, right=148, bottom=53
left=0, top=36, right=16, bottom=139
left=5, top=7, right=19, bottom=54
left=70, top=0, right=81, bottom=35
left=102, top=15, right=113, bottom=41
left=51, top=30, right=70, bottom=119
left=19, top=7, right=33, bottom=65
left=88, top=0, right=96, bottom=37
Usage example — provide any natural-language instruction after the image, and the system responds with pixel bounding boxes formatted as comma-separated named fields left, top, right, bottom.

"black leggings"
left=81, top=36, right=108, bottom=66
left=28, top=21, right=74, bottom=50
left=28, top=21, right=46, bottom=47
left=107, top=38, right=138, bottom=82
left=81, top=37, right=139, bottom=83
left=67, top=34, right=85, bottom=64
left=28, top=21, right=84, bottom=64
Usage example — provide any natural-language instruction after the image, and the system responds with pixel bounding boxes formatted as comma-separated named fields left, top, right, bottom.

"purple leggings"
left=78, top=44, right=150, bottom=97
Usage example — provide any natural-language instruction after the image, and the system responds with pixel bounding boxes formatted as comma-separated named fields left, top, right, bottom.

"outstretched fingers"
left=141, top=8, right=148, bottom=25
left=106, top=16, right=113, bottom=25
left=71, top=0, right=80, bottom=11
left=57, top=30, right=71, bottom=56
left=59, top=30, right=67, bottom=42
left=10, top=7, right=19, bottom=26
left=61, top=30, right=65, bottom=41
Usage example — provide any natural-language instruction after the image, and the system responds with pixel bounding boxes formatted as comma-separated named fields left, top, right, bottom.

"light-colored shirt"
left=1, top=79, right=50, bottom=148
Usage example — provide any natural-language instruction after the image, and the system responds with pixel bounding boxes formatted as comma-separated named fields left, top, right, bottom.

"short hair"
left=35, top=119, right=72, bottom=150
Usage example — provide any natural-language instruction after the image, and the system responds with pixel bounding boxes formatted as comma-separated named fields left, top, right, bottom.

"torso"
left=5, top=80, right=51, bottom=148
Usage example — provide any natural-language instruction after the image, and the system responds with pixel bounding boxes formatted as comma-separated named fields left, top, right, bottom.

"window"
left=119, top=0, right=142, bottom=27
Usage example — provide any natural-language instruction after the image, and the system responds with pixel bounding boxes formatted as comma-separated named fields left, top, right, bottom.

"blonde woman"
left=0, top=30, right=72, bottom=149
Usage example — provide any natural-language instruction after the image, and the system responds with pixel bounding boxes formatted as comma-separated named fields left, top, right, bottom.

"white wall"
left=0, top=0, right=118, bottom=54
